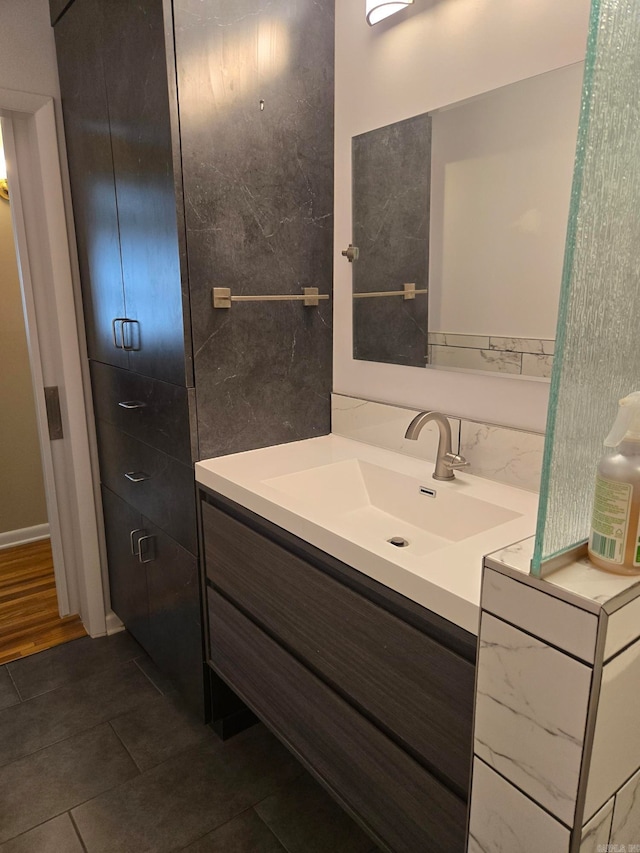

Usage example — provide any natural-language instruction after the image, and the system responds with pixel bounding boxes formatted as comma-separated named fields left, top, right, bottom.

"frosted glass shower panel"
left=533, top=0, right=640, bottom=572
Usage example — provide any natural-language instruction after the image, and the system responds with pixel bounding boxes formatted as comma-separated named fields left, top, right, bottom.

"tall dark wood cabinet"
left=53, top=0, right=203, bottom=714
left=51, top=0, right=334, bottom=720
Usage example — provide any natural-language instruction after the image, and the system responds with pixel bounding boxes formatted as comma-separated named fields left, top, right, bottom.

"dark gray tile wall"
left=352, top=113, right=431, bottom=368
left=174, top=0, right=335, bottom=460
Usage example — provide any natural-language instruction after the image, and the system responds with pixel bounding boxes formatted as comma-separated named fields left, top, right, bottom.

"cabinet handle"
left=129, top=528, right=145, bottom=556
left=118, top=401, right=146, bottom=409
left=112, top=318, right=127, bottom=349
left=122, top=319, right=140, bottom=352
left=124, top=471, right=150, bottom=483
left=137, top=534, right=155, bottom=564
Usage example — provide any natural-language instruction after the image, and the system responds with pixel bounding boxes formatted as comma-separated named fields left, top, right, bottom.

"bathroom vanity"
left=196, top=434, right=539, bottom=852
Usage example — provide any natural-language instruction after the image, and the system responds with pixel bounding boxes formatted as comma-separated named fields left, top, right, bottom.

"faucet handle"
left=444, top=452, right=469, bottom=470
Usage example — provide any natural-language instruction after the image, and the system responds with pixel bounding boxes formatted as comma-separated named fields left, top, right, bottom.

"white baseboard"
left=0, top=523, right=50, bottom=550
left=105, top=610, right=125, bottom=636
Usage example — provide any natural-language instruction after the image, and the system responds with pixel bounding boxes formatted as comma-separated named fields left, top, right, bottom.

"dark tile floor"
left=0, top=634, right=379, bottom=852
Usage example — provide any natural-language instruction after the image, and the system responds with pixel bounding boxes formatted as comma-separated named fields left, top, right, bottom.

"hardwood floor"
left=0, top=539, right=86, bottom=665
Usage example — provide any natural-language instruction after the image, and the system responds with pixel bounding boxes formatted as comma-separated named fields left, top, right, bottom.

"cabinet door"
left=144, top=518, right=203, bottom=715
left=100, top=0, right=188, bottom=387
left=55, top=0, right=128, bottom=370
left=101, top=487, right=151, bottom=647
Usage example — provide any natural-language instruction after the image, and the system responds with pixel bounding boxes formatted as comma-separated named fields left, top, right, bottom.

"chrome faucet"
left=404, top=411, right=469, bottom=481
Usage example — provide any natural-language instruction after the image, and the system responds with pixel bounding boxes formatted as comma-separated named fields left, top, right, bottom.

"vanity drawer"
left=97, top=419, right=196, bottom=553
left=203, top=501, right=474, bottom=794
left=90, top=361, right=195, bottom=464
left=208, top=588, right=467, bottom=853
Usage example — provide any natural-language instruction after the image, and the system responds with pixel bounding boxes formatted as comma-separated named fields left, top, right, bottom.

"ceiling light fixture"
left=366, top=0, right=414, bottom=26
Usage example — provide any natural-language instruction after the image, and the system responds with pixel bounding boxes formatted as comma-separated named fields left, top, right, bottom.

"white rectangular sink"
left=264, top=459, right=521, bottom=555
left=195, top=435, right=539, bottom=634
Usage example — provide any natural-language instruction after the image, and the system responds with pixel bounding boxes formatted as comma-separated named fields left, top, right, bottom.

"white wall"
left=0, top=0, right=107, bottom=632
left=0, top=183, right=48, bottom=534
left=0, top=1, right=61, bottom=539
left=0, top=0, right=60, bottom=98
left=430, top=62, right=583, bottom=339
left=334, top=0, right=590, bottom=432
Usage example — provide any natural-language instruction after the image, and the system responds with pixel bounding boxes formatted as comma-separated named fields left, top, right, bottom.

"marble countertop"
left=485, top=537, right=640, bottom=614
left=196, top=434, right=539, bottom=635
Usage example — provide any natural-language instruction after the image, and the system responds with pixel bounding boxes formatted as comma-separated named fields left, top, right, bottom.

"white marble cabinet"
left=474, top=612, right=591, bottom=825
left=468, top=541, right=640, bottom=852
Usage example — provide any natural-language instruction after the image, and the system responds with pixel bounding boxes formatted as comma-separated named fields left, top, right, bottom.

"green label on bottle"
left=634, top=517, right=640, bottom=567
left=590, top=475, right=631, bottom=564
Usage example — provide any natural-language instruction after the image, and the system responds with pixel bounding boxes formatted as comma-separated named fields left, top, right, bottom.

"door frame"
left=0, top=88, right=107, bottom=637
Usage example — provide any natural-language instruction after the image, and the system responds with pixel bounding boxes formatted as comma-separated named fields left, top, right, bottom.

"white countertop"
left=196, top=435, right=539, bottom=635
left=486, top=536, right=640, bottom=613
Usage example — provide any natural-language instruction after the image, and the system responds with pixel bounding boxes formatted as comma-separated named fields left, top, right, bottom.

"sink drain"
left=388, top=536, right=410, bottom=548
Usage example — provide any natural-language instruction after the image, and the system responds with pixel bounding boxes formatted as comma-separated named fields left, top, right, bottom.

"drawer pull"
left=124, top=471, right=150, bottom=483
left=112, top=318, right=140, bottom=350
left=112, top=318, right=127, bottom=349
left=129, top=528, right=145, bottom=556
left=122, top=319, right=140, bottom=352
left=137, top=534, right=156, bottom=564
left=118, top=401, right=146, bottom=410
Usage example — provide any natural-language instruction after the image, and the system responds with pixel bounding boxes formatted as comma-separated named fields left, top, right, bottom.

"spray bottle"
left=589, top=392, right=640, bottom=575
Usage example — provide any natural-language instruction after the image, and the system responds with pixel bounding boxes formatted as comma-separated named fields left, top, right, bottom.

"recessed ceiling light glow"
left=366, top=0, right=414, bottom=26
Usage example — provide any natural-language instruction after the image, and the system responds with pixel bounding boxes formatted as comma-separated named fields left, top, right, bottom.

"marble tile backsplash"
left=584, top=637, right=640, bottom=822
left=485, top=536, right=640, bottom=611
left=460, top=421, right=544, bottom=492
left=428, top=333, right=555, bottom=378
left=482, top=568, right=599, bottom=663
left=610, top=767, right=640, bottom=847
left=468, top=758, right=570, bottom=853
left=331, top=394, right=460, bottom=464
left=581, top=800, right=614, bottom=853
left=475, top=541, right=640, bottom=851
left=603, top=595, right=640, bottom=661
left=474, top=612, right=591, bottom=825
left=332, top=394, right=544, bottom=493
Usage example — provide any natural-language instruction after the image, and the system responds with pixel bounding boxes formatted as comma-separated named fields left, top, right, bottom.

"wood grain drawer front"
left=208, top=589, right=467, bottom=853
left=97, top=420, right=196, bottom=554
left=90, top=361, right=194, bottom=464
left=203, top=502, right=474, bottom=794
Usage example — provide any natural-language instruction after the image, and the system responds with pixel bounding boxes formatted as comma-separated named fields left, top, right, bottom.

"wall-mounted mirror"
left=351, top=62, right=583, bottom=380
